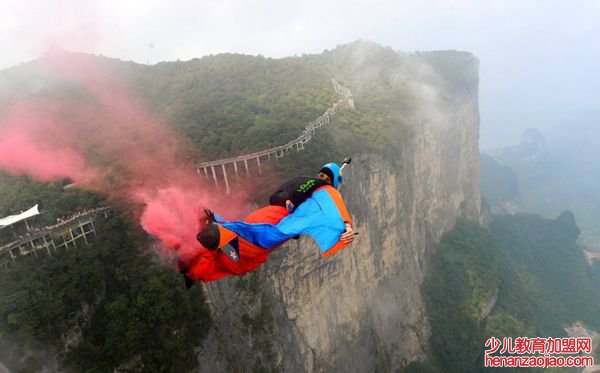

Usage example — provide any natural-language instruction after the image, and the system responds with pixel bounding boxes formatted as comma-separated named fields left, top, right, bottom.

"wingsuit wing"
left=222, top=185, right=353, bottom=256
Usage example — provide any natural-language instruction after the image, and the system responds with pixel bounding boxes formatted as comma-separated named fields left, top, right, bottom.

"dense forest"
left=0, top=41, right=475, bottom=165
left=0, top=194, right=211, bottom=372
left=409, top=214, right=600, bottom=372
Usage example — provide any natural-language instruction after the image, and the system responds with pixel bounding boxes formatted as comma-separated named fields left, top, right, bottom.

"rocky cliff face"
left=198, top=51, right=481, bottom=373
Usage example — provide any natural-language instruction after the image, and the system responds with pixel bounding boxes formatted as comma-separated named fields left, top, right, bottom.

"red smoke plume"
left=0, top=129, right=99, bottom=182
left=0, top=52, right=248, bottom=261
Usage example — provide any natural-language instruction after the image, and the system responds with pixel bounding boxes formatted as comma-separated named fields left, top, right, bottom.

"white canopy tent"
left=0, top=204, right=40, bottom=229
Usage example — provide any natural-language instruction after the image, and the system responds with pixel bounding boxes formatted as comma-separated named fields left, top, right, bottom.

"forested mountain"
left=483, top=116, right=600, bottom=248
left=4, top=39, right=594, bottom=373
left=0, top=41, right=484, bottom=372
left=0, top=208, right=211, bottom=372
left=410, top=213, right=600, bottom=372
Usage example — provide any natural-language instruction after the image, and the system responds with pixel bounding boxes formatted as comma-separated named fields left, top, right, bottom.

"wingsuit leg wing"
left=185, top=206, right=290, bottom=283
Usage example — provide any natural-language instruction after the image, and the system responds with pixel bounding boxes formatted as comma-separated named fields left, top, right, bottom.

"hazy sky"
left=1, top=0, right=599, bottom=149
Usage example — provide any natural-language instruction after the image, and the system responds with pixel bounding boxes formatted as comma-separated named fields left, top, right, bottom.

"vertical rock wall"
left=199, top=52, right=481, bottom=373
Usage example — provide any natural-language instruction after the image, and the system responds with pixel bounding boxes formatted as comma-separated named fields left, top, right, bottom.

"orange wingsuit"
left=184, top=205, right=290, bottom=282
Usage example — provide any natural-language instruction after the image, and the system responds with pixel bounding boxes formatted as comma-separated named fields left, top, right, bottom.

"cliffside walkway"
left=0, top=207, right=111, bottom=266
left=195, top=79, right=354, bottom=193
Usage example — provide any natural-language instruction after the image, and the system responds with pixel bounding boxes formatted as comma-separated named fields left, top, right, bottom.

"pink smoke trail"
left=0, top=52, right=250, bottom=264
left=0, top=130, right=99, bottom=182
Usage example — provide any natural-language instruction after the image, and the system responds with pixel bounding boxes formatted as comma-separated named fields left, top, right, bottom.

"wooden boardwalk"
left=195, top=79, right=354, bottom=192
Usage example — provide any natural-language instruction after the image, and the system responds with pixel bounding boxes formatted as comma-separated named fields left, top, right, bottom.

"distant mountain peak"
left=522, top=128, right=546, bottom=151
left=498, top=128, right=547, bottom=163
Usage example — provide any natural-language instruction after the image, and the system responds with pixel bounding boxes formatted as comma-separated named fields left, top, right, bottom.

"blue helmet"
left=319, top=162, right=342, bottom=189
